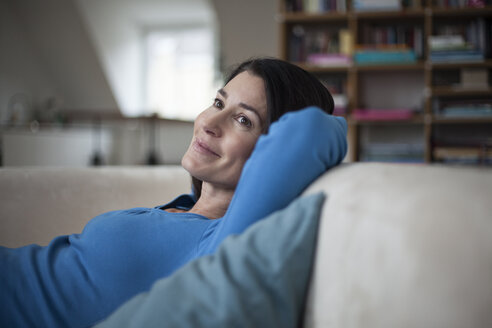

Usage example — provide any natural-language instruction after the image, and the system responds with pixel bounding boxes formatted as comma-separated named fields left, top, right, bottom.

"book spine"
left=353, top=0, right=401, bottom=11
left=354, top=50, right=417, bottom=64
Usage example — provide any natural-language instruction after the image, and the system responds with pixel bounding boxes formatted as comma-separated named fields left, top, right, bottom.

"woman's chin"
left=181, top=155, right=193, bottom=174
left=181, top=154, right=204, bottom=180
left=181, top=151, right=241, bottom=191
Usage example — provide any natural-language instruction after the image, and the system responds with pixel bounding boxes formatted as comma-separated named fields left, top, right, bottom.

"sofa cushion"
left=94, top=192, right=325, bottom=328
left=303, top=163, right=492, bottom=328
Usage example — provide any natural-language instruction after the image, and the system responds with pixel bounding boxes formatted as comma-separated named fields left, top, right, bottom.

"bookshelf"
left=278, top=0, right=492, bottom=165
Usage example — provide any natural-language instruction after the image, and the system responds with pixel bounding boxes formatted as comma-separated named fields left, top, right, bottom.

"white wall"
left=211, top=0, right=278, bottom=70
left=0, top=0, right=57, bottom=123
left=210, top=0, right=278, bottom=68
left=4, top=0, right=118, bottom=114
left=75, top=0, right=216, bottom=117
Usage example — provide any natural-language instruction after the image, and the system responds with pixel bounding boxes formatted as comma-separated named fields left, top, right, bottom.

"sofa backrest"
left=303, top=163, right=492, bottom=328
left=0, top=166, right=191, bottom=247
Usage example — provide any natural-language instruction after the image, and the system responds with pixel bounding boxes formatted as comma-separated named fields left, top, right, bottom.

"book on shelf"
left=431, top=0, right=491, bottom=8
left=363, top=143, right=425, bottom=155
left=354, top=47, right=417, bottom=64
left=433, top=98, right=492, bottom=118
left=429, top=18, right=491, bottom=62
left=360, top=143, right=425, bottom=163
left=428, top=35, right=469, bottom=51
left=285, top=0, right=347, bottom=12
left=339, top=29, right=354, bottom=57
left=434, top=147, right=492, bottom=159
left=359, top=24, right=424, bottom=58
left=289, top=26, right=352, bottom=65
left=437, top=106, right=492, bottom=118
left=430, top=51, right=484, bottom=63
left=352, top=108, right=416, bottom=121
left=352, top=0, right=401, bottom=11
left=433, top=147, right=492, bottom=165
left=306, top=53, right=352, bottom=66
left=429, top=35, right=485, bottom=62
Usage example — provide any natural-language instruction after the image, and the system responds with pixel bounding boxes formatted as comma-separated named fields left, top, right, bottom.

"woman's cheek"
left=231, top=136, right=257, bottom=163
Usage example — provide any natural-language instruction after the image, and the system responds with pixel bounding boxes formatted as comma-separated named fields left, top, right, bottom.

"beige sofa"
left=1, top=163, right=491, bottom=327
left=0, top=166, right=192, bottom=248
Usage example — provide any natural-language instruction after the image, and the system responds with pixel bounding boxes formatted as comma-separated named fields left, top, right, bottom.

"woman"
left=0, top=58, right=347, bottom=328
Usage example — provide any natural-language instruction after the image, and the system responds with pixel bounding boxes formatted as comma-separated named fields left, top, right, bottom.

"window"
left=144, top=25, right=219, bottom=121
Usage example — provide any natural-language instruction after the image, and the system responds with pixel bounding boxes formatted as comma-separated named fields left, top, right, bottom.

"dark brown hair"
left=192, top=57, right=334, bottom=199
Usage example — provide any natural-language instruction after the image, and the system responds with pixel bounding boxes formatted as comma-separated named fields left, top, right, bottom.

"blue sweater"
left=0, top=107, right=347, bottom=328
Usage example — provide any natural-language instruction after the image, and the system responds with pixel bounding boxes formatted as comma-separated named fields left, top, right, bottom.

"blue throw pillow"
left=94, top=192, right=326, bottom=328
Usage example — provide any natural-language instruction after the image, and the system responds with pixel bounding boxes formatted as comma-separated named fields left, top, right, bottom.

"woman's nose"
left=202, top=111, right=224, bottom=137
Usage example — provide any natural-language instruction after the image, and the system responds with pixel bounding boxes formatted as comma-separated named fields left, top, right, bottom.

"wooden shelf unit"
left=278, top=0, right=492, bottom=164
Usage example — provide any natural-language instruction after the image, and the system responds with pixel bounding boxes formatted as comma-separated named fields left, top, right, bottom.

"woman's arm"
left=202, top=106, right=347, bottom=254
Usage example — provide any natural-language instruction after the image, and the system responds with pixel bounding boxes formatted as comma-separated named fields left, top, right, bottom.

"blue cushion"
left=94, top=192, right=326, bottom=328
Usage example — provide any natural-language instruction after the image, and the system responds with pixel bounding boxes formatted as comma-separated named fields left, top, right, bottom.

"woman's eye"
left=237, top=115, right=252, bottom=127
left=213, top=98, right=224, bottom=109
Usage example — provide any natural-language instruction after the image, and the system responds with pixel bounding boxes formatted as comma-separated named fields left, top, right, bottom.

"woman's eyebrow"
left=217, top=88, right=264, bottom=128
left=218, top=88, right=228, bottom=98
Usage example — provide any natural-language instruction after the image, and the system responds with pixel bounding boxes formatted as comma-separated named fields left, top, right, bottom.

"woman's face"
left=182, top=71, right=268, bottom=191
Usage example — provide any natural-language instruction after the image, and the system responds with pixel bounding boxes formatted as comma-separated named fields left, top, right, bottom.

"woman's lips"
left=193, top=139, right=220, bottom=157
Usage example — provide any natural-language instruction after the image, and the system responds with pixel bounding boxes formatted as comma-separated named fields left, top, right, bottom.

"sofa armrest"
left=303, top=163, right=492, bottom=328
left=0, top=166, right=191, bottom=247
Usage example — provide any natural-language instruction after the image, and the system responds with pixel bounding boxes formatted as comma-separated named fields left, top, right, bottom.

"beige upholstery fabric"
left=303, top=163, right=492, bottom=328
left=0, top=166, right=191, bottom=247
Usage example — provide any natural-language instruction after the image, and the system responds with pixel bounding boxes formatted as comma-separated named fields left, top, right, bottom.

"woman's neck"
left=188, top=182, right=234, bottom=219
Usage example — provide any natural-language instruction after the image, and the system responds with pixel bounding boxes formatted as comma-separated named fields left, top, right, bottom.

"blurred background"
left=0, top=0, right=277, bottom=166
left=1, top=0, right=491, bottom=167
